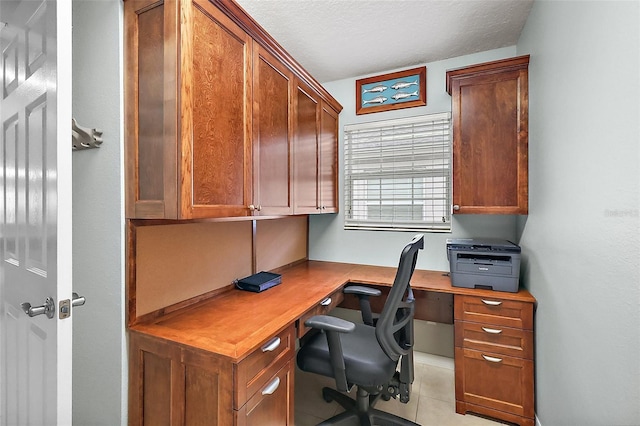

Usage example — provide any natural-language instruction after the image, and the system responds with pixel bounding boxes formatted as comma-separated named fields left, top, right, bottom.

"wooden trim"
left=178, top=0, right=194, bottom=218
left=251, top=219, right=257, bottom=274
left=163, top=0, right=178, bottom=218
left=446, top=55, right=530, bottom=95
left=126, top=220, right=138, bottom=327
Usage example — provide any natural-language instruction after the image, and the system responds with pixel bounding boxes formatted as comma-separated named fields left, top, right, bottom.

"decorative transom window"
left=344, top=112, right=451, bottom=232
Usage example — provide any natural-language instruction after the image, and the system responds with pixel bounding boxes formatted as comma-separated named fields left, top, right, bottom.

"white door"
left=0, top=0, right=73, bottom=425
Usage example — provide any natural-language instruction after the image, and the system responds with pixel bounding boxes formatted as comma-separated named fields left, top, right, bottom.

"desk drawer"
left=455, top=321, right=533, bottom=359
left=235, top=325, right=295, bottom=410
left=235, top=359, right=294, bottom=425
left=454, top=295, right=533, bottom=330
left=455, top=347, right=534, bottom=419
left=297, top=289, right=344, bottom=338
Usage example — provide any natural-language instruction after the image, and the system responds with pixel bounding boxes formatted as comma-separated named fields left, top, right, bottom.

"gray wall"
left=309, top=46, right=520, bottom=272
left=72, top=1, right=126, bottom=425
left=516, top=1, right=640, bottom=425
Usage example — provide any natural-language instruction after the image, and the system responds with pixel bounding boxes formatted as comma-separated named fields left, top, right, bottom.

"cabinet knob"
left=257, top=205, right=262, bottom=211
left=248, top=204, right=256, bottom=211
left=453, top=205, right=460, bottom=211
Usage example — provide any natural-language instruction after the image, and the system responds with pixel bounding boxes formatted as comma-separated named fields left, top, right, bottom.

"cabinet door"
left=124, top=0, right=179, bottom=219
left=449, top=56, right=528, bottom=214
left=180, top=0, right=253, bottom=218
left=293, top=81, right=320, bottom=214
left=129, top=332, right=234, bottom=426
left=319, top=103, right=339, bottom=213
left=182, top=347, right=235, bottom=426
left=455, top=347, right=534, bottom=420
left=253, top=46, right=293, bottom=215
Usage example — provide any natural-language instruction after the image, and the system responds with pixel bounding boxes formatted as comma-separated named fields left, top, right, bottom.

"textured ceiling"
left=235, top=0, right=534, bottom=83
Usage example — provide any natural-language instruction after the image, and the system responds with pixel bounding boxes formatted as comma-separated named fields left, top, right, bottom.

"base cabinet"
left=454, top=294, right=535, bottom=426
left=129, top=327, right=295, bottom=426
left=129, top=331, right=234, bottom=425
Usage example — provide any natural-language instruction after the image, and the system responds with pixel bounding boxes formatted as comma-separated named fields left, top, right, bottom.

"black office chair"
left=297, top=234, right=424, bottom=426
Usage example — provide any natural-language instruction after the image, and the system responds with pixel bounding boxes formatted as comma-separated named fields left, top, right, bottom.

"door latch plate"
left=59, top=299, right=71, bottom=319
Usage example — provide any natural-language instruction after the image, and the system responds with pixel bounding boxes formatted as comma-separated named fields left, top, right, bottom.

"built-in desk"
left=128, top=260, right=535, bottom=426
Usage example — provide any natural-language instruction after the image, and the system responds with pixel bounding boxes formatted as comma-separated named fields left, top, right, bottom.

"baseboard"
left=413, top=351, right=454, bottom=370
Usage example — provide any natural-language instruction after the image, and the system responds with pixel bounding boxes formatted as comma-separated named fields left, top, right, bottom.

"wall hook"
left=72, top=118, right=103, bottom=150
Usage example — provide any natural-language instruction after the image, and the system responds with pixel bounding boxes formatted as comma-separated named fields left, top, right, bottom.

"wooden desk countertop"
left=130, top=260, right=535, bottom=362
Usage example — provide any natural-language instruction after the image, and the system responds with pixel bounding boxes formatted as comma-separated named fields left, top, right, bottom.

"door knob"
left=21, top=297, right=55, bottom=319
left=72, top=292, right=86, bottom=307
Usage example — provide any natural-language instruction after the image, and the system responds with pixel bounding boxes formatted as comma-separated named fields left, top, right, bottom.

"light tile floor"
left=294, top=352, right=505, bottom=426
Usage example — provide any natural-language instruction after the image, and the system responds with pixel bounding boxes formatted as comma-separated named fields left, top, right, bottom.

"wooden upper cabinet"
left=186, top=0, right=253, bottom=218
left=252, top=46, right=293, bottom=216
left=125, top=0, right=341, bottom=219
left=293, top=81, right=320, bottom=214
left=319, top=103, right=339, bottom=213
left=125, top=0, right=252, bottom=219
left=293, top=80, right=340, bottom=214
left=446, top=56, right=529, bottom=215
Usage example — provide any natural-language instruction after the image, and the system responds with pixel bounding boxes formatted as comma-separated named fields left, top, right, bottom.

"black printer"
left=446, top=238, right=521, bottom=292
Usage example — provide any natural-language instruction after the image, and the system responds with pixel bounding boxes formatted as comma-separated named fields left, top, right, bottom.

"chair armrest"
left=344, top=285, right=381, bottom=326
left=303, top=315, right=354, bottom=392
left=344, top=285, right=382, bottom=297
left=304, top=315, right=355, bottom=333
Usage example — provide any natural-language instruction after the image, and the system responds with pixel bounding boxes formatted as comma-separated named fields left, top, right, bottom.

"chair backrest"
left=375, top=234, right=424, bottom=361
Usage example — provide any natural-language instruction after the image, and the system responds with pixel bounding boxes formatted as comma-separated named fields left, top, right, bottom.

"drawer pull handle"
left=481, top=299, right=502, bottom=306
left=482, top=354, right=503, bottom=363
left=261, top=337, right=281, bottom=353
left=320, top=297, right=332, bottom=307
left=482, top=327, right=503, bottom=334
left=261, top=376, right=280, bottom=396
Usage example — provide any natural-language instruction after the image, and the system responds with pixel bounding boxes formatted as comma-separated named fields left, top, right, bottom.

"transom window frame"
left=343, top=112, right=452, bottom=232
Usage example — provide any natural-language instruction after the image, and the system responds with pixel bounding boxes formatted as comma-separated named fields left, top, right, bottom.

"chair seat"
left=297, top=322, right=397, bottom=388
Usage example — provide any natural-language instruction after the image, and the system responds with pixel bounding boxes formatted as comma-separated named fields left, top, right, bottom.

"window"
left=344, top=112, right=451, bottom=232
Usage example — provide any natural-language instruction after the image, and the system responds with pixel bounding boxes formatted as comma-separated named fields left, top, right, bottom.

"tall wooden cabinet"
left=124, top=0, right=341, bottom=220
left=446, top=56, right=529, bottom=214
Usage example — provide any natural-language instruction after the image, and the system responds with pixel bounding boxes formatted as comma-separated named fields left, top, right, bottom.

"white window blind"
left=344, top=112, right=451, bottom=232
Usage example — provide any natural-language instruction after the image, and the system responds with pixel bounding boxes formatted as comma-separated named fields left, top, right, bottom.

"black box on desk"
left=235, top=271, right=282, bottom=293
left=446, top=238, right=521, bottom=292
